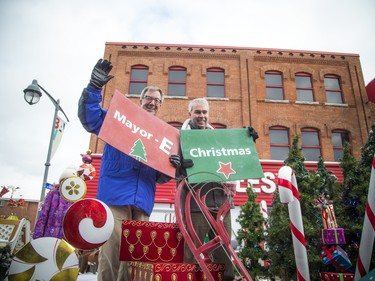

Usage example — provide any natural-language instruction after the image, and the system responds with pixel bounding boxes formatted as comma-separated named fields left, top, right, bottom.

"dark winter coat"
left=177, top=119, right=230, bottom=212
left=78, top=85, right=170, bottom=216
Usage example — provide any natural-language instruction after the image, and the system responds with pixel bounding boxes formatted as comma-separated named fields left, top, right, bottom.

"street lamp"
left=23, top=79, right=69, bottom=204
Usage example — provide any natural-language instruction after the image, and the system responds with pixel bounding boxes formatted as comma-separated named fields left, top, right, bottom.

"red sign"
left=85, top=156, right=344, bottom=207
left=98, top=90, right=180, bottom=178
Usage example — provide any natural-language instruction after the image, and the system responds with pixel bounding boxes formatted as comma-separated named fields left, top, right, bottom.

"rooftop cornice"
left=106, top=41, right=359, bottom=58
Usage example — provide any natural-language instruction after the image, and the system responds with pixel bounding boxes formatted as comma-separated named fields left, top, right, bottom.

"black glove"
left=169, top=155, right=181, bottom=168
left=182, top=159, right=194, bottom=168
left=89, top=59, right=114, bottom=89
left=248, top=126, right=259, bottom=143
left=169, top=155, right=194, bottom=169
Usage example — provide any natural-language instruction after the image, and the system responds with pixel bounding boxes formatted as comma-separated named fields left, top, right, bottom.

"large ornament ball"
left=63, top=198, right=114, bottom=250
left=7, top=237, right=79, bottom=280
left=60, top=176, right=87, bottom=202
left=77, top=163, right=96, bottom=182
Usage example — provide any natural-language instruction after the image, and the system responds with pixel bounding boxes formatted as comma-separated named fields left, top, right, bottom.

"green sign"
left=180, top=128, right=264, bottom=183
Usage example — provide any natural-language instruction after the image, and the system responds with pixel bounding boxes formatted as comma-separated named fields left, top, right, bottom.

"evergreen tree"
left=266, top=190, right=294, bottom=280
left=284, top=135, right=308, bottom=181
left=236, top=186, right=269, bottom=279
left=267, top=135, right=343, bottom=280
left=338, top=123, right=375, bottom=268
left=360, top=123, right=375, bottom=168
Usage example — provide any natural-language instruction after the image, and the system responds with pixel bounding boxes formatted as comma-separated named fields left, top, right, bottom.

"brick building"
left=84, top=42, right=374, bottom=224
left=90, top=42, right=373, bottom=159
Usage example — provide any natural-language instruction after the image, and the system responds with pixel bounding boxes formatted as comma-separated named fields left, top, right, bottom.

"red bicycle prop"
left=175, top=175, right=253, bottom=281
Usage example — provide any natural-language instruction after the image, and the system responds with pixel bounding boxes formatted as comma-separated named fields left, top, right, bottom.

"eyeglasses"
left=143, top=96, right=162, bottom=105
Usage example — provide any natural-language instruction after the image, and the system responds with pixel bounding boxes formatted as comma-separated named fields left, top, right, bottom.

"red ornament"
left=77, top=163, right=96, bottom=182
left=62, top=199, right=114, bottom=250
left=77, top=150, right=96, bottom=181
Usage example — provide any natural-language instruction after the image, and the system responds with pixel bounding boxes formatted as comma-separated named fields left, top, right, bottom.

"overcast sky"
left=1, top=0, right=374, bottom=201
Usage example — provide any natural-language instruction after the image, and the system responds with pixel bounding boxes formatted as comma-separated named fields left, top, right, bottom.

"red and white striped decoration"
left=354, top=155, right=375, bottom=280
left=260, top=200, right=268, bottom=222
left=258, top=200, right=270, bottom=266
left=278, top=166, right=310, bottom=281
left=260, top=200, right=269, bottom=251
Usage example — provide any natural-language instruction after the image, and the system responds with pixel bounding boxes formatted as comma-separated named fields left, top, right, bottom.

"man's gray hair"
left=140, top=86, right=165, bottom=103
left=188, top=98, right=209, bottom=112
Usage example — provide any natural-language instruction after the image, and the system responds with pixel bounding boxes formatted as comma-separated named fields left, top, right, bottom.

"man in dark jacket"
left=174, top=98, right=235, bottom=280
left=78, top=58, right=171, bottom=281
left=171, top=98, right=259, bottom=281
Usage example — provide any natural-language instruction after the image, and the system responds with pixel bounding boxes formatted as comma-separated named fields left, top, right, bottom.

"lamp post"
left=23, top=79, right=69, bottom=204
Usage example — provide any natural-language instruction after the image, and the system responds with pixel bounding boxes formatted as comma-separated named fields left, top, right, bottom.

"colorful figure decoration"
left=314, top=191, right=354, bottom=279
left=33, top=165, right=77, bottom=239
left=77, top=149, right=96, bottom=182
left=313, top=193, right=338, bottom=229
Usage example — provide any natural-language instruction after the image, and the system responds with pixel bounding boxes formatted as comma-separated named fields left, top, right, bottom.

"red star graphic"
left=217, top=162, right=236, bottom=179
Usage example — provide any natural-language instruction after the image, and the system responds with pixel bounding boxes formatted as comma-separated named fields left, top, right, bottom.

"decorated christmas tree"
left=266, top=189, right=294, bottom=280
left=338, top=123, right=375, bottom=270
left=266, top=135, right=343, bottom=280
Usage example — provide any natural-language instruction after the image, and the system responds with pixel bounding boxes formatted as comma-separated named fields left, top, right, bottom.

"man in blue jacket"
left=78, top=58, right=171, bottom=281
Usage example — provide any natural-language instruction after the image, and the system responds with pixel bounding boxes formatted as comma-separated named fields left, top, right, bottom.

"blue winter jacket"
left=78, top=85, right=170, bottom=216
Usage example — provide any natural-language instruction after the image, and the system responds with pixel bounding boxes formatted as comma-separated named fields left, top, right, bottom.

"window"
left=295, top=73, right=314, bottom=102
left=270, top=126, right=290, bottom=160
left=332, top=129, right=350, bottom=161
left=265, top=71, right=284, bottom=100
left=301, top=128, right=321, bottom=161
left=207, top=68, right=225, bottom=98
left=211, top=123, right=227, bottom=129
left=168, top=122, right=225, bottom=130
left=129, top=65, right=148, bottom=95
left=169, top=122, right=183, bottom=130
left=324, top=75, right=343, bottom=104
left=168, top=66, right=186, bottom=96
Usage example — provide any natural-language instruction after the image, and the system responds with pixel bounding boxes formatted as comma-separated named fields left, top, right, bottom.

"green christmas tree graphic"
left=129, top=139, right=148, bottom=162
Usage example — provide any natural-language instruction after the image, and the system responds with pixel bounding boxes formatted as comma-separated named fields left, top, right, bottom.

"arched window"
left=168, top=66, right=186, bottom=96
left=301, top=127, right=321, bottom=161
left=295, top=72, right=314, bottom=102
left=332, top=129, right=350, bottom=161
left=207, top=68, right=225, bottom=98
left=324, top=74, right=343, bottom=104
left=265, top=71, right=284, bottom=100
left=270, top=126, right=290, bottom=160
left=129, top=65, right=148, bottom=95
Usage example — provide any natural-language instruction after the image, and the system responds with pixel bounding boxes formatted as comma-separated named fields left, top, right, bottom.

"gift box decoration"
left=319, top=272, right=354, bottom=281
left=321, top=245, right=352, bottom=272
left=313, top=193, right=338, bottom=229
left=321, top=204, right=338, bottom=229
left=320, top=228, right=346, bottom=245
left=129, top=261, right=225, bottom=281
left=120, top=220, right=184, bottom=263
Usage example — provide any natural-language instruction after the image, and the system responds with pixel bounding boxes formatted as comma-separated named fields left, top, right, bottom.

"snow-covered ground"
left=76, top=272, right=97, bottom=281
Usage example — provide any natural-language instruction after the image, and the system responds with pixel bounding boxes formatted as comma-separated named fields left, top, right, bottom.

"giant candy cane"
left=354, top=155, right=375, bottom=280
left=258, top=200, right=269, bottom=266
left=278, top=166, right=310, bottom=281
left=260, top=200, right=269, bottom=251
